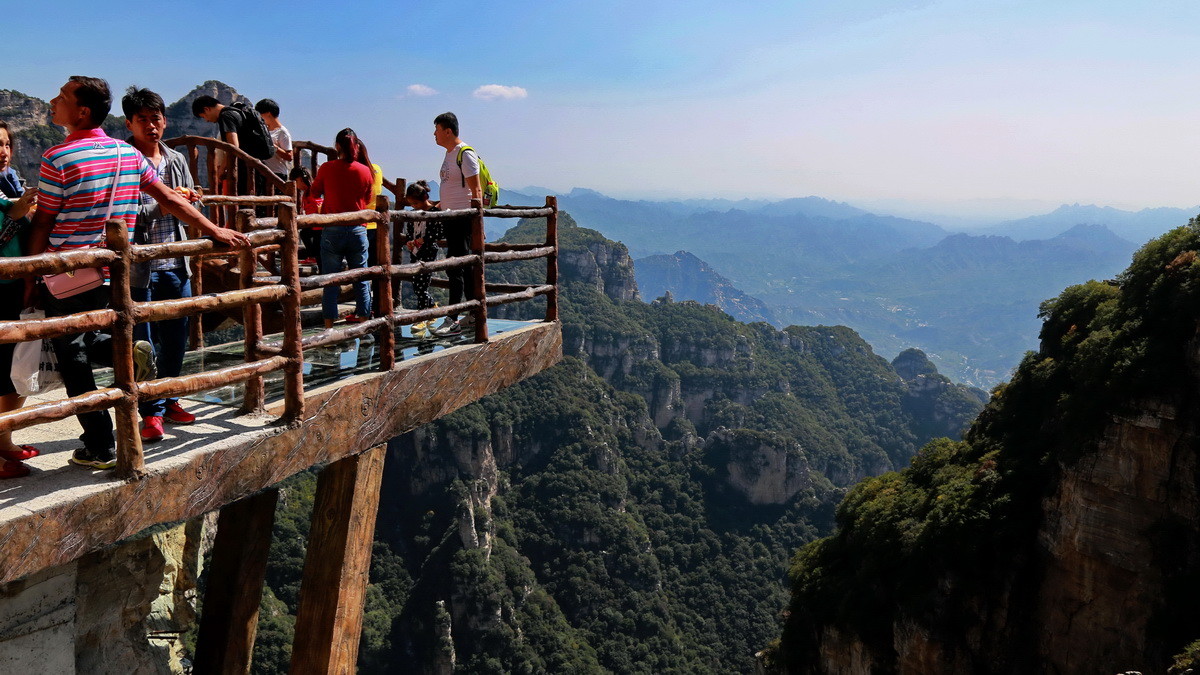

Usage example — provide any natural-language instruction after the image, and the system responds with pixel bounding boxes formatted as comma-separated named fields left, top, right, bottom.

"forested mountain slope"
left=245, top=215, right=983, bottom=673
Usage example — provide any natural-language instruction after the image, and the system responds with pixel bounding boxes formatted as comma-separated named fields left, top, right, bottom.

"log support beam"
left=289, top=445, right=387, bottom=674
left=193, top=489, right=280, bottom=675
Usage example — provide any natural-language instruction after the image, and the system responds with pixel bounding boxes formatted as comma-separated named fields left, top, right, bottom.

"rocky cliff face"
left=561, top=240, right=640, bottom=302
left=0, top=81, right=251, bottom=188
left=707, top=429, right=815, bottom=505
left=775, top=225, right=1200, bottom=674
left=636, top=250, right=776, bottom=324
left=1033, top=397, right=1198, bottom=672
left=1, top=89, right=60, bottom=185
left=893, top=348, right=988, bottom=441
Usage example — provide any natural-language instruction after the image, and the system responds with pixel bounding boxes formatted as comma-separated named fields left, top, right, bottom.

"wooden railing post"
left=106, top=219, right=145, bottom=479
left=237, top=209, right=265, bottom=414
left=374, top=202, right=395, bottom=371
left=545, top=195, right=559, bottom=322
left=471, top=198, right=489, bottom=343
left=278, top=187, right=305, bottom=420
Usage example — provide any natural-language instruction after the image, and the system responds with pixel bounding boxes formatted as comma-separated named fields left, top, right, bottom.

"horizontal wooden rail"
left=484, top=243, right=552, bottom=253
left=479, top=207, right=555, bottom=218
left=129, top=230, right=284, bottom=263
left=0, top=248, right=119, bottom=276
left=486, top=285, right=555, bottom=307
left=0, top=309, right=118, bottom=345
left=137, top=356, right=289, bottom=400
left=296, top=211, right=383, bottom=229
left=132, top=286, right=288, bottom=323
left=480, top=281, right=550, bottom=293
left=483, top=247, right=556, bottom=263
left=297, top=266, right=386, bottom=289
left=296, top=317, right=393, bottom=352
left=203, top=195, right=296, bottom=206
left=256, top=254, right=482, bottom=288
left=386, top=206, right=553, bottom=223
left=0, top=388, right=125, bottom=433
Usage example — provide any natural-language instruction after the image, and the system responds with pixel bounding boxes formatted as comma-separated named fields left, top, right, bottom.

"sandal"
left=0, top=445, right=38, bottom=462
left=0, top=460, right=30, bottom=479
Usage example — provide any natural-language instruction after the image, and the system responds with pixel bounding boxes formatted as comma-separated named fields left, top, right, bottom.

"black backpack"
left=228, top=101, right=275, bottom=161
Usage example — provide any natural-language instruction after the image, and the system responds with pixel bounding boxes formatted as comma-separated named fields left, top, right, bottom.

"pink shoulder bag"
left=43, top=143, right=123, bottom=299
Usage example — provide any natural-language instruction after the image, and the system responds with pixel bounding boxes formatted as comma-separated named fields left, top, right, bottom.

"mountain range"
left=500, top=188, right=1148, bottom=388
left=2, top=82, right=1182, bottom=388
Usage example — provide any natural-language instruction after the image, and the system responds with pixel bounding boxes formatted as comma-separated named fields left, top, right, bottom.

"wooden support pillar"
left=289, top=445, right=386, bottom=674
left=544, top=195, right=559, bottom=322
left=238, top=209, right=265, bottom=414
left=105, top=219, right=145, bottom=480
left=470, top=199, right=489, bottom=343
left=193, top=489, right=280, bottom=675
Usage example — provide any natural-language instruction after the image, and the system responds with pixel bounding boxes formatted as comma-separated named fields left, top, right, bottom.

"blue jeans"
left=321, top=225, right=371, bottom=320
left=133, top=268, right=191, bottom=417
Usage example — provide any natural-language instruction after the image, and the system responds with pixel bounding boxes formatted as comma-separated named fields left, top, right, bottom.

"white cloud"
left=472, top=84, right=528, bottom=101
left=407, top=84, right=438, bottom=97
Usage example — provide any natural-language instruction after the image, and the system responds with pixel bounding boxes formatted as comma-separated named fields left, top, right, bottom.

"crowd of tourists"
left=0, top=75, right=491, bottom=477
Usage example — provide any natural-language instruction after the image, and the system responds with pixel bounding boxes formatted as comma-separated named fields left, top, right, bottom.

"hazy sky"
left=10, top=1, right=1200, bottom=215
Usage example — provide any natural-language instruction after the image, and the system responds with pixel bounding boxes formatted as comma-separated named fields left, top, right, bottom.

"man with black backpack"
left=191, top=95, right=275, bottom=197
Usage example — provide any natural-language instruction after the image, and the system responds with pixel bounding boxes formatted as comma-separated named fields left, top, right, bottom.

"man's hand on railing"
left=144, top=182, right=250, bottom=250
left=206, top=227, right=251, bottom=249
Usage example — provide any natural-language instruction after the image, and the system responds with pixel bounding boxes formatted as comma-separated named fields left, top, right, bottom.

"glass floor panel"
left=94, top=319, right=540, bottom=408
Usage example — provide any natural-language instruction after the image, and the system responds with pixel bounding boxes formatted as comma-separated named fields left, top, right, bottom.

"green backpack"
left=456, top=145, right=500, bottom=208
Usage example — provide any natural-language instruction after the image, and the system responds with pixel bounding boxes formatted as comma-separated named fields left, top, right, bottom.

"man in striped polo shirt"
left=29, top=76, right=249, bottom=470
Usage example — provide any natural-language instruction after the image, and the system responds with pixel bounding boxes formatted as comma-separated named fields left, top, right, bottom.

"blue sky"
left=11, top=1, right=1200, bottom=218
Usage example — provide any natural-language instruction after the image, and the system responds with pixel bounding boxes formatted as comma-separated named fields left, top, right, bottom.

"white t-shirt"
left=265, top=125, right=293, bottom=175
left=438, top=142, right=479, bottom=210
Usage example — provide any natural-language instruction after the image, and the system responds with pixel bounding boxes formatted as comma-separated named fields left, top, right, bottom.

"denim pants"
left=41, top=284, right=114, bottom=452
left=321, top=225, right=371, bottom=319
left=132, top=268, right=191, bottom=417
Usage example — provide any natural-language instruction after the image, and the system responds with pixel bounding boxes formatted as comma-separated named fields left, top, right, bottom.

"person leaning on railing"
left=122, top=86, right=206, bottom=444
left=0, top=122, right=39, bottom=479
left=27, top=76, right=249, bottom=471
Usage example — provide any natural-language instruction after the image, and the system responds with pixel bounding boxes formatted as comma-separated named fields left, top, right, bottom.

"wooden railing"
left=0, top=193, right=558, bottom=481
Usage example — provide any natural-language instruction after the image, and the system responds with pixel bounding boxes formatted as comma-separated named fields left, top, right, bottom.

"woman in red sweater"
left=310, top=128, right=374, bottom=327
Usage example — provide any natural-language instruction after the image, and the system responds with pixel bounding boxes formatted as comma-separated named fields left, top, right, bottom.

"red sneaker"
left=0, top=445, right=38, bottom=461
left=342, top=313, right=365, bottom=324
left=164, top=401, right=196, bottom=425
left=0, top=460, right=29, bottom=479
left=141, top=416, right=164, bottom=442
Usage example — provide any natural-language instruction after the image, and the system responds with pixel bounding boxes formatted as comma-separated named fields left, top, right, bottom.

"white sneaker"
left=431, top=318, right=461, bottom=336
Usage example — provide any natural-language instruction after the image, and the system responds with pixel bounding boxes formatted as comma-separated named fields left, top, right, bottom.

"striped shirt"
left=38, top=128, right=159, bottom=252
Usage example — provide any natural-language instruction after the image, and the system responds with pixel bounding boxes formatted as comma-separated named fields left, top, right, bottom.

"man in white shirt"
left=431, top=112, right=481, bottom=337
left=255, top=98, right=293, bottom=181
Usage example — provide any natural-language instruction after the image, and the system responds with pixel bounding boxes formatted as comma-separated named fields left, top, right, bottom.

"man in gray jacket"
left=122, top=86, right=201, bottom=442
